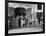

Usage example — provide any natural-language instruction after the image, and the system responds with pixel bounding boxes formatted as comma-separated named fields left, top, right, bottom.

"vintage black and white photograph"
left=7, top=1, right=45, bottom=34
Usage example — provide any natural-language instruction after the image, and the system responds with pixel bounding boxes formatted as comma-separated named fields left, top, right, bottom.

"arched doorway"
left=15, top=7, right=26, bottom=27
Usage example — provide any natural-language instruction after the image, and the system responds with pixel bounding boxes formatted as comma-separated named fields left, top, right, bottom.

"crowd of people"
left=8, top=7, right=43, bottom=30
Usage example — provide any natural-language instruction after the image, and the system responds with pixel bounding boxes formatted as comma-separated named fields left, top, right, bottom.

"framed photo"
left=5, top=0, right=45, bottom=35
